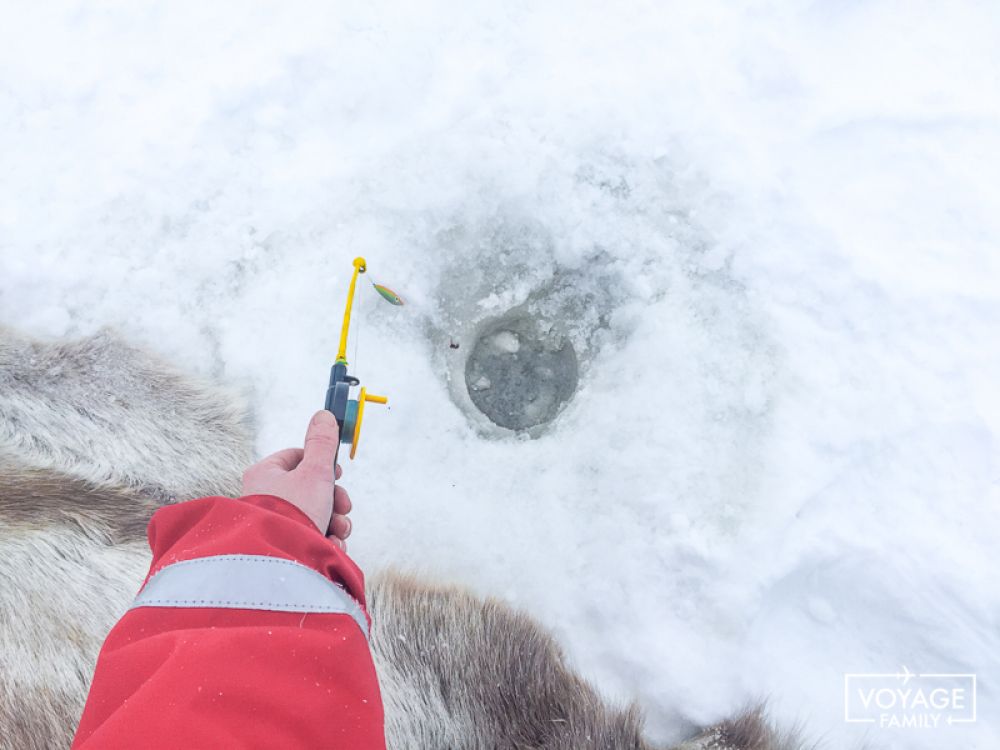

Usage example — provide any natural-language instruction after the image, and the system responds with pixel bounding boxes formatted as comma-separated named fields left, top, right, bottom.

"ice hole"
left=464, top=312, right=579, bottom=431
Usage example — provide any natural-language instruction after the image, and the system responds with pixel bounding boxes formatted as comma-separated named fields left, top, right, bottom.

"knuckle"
left=305, top=431, right=338, bottom=453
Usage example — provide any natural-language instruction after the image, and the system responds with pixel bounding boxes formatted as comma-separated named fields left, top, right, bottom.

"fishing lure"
left=371, top=281, right=404, bottom=306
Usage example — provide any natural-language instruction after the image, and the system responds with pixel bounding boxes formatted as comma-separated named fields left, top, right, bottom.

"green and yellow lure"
left=371, top=281, right=404, bottom=306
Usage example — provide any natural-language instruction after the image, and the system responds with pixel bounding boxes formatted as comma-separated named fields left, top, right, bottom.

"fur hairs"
left=0, top=325, right=806, bottom=750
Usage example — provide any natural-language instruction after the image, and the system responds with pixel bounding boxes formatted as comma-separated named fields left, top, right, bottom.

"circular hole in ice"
left=464, top=313, right=579, bottom=431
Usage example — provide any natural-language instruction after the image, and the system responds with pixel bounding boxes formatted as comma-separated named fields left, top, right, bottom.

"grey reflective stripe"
left=131, top=554, right=368, bottom=637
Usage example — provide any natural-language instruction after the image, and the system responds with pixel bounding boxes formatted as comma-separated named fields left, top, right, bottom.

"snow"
left=2, top=2, right=998, bottom=748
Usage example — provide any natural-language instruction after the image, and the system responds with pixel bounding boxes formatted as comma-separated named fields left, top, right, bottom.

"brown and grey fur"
left=0, top=325, right=806, bottom=750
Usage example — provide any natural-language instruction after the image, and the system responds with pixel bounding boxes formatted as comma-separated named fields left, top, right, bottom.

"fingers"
left=329, top=513, right=352, bottom=540
left=333, top=484, right=352, bottom=515
left=336, top=463, right=343, bottom=480
left=327, top=535, right=347, bottom=551
left=328, top=485, right=352, bottom=540
left=328, top=486, right=352, bottom=550
left=299, top=410, right=340, bottom=481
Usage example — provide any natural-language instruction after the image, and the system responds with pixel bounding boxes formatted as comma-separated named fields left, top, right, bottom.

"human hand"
left=241, top=410, right=353, bottom=549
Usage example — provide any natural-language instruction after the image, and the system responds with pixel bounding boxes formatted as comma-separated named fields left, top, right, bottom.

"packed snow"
left=1, top=2, right=998, bottom=748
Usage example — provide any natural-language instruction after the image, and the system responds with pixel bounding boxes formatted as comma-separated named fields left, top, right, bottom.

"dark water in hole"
left=464, top=314, right=579, bottom=431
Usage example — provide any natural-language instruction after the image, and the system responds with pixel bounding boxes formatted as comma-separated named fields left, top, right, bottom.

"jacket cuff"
left=145, top=495, right=367, bottom=614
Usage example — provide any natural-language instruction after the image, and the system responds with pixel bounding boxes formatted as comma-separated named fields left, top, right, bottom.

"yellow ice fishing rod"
left=325, top=257, right=389, bottom=460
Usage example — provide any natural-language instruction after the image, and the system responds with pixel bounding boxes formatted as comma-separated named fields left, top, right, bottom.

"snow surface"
left=2, top=2, right=998, bottom=748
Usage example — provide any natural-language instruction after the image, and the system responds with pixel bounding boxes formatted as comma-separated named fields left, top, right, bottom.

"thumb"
left=298, top=410, right=340, bottom=480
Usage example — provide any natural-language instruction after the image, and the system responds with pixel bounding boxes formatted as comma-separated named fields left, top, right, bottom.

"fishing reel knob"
left=346, top=388, right=388, bottom=459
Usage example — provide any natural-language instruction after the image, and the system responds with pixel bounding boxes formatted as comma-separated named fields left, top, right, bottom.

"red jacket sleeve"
left=71, top=495, right=386, bottom=750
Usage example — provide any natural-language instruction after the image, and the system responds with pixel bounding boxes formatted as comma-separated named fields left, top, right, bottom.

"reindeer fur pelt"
left=0, top=325, right=806, bottom=750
